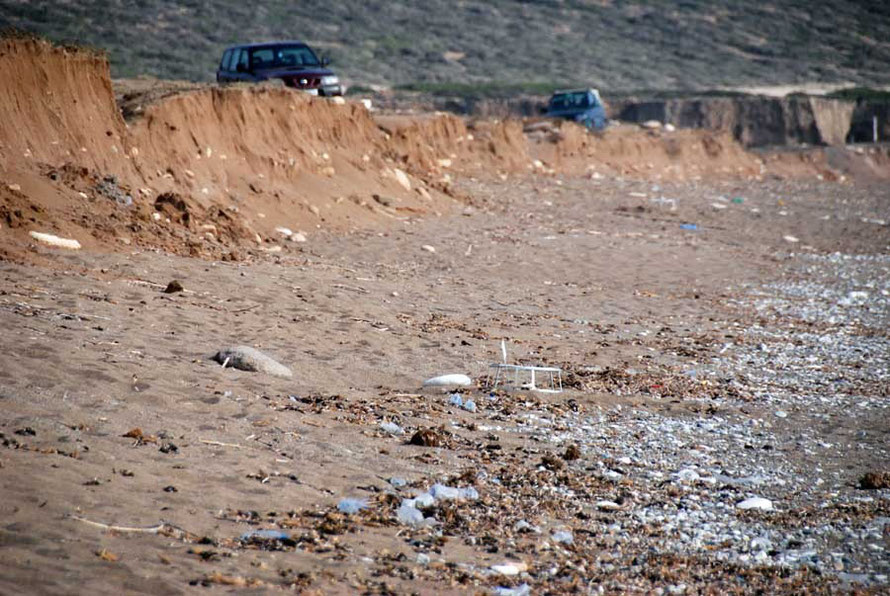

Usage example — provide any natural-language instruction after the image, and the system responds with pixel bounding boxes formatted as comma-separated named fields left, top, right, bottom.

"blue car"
left=545, top=88, right=607, bottom=130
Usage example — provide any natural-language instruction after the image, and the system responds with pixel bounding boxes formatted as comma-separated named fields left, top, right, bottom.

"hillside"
left=2, top=1, right=890, bottom=91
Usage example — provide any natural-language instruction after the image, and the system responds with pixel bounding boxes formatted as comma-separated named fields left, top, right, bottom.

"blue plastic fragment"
left=337, top=497, right=369, bottom=514
left=240, top=529, right=290, bottom=541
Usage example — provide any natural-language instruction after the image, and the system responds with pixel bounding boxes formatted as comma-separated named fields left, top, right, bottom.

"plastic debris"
left=379, top=421, right=405, bottom=435
left=337, top=498, right=369, bottom=514
left=490, top=562, right=528, bottom=576
left=239, top=529, right=290, bottom=541
left=397, top=501, right=425, bottom=526
left=680, top=223, right=698, bottom=231
left=423, top=373, right=472, bottom=387
left=552, top=530, right=574, bottom=544
left=494, top=584, right=531, bottom=596
left=736, top=497, right=773, bottom=511
left=413, top=492, right=436, bottom=507
left=29, top=231, right=81, bottom=250
left=430, top=483, right=479, bottom=501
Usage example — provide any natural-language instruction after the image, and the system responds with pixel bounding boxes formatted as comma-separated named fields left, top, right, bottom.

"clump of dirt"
left=859, top=471, right=890, bottom=490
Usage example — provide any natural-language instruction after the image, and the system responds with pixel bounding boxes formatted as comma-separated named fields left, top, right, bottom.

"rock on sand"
left=212, top=346, right=293, bottom=378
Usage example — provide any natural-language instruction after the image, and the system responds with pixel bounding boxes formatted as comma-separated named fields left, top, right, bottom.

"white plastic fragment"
left=737, top=497, right=774, bottom=511
left=490, top=562, right=528, bottom=576
left=397, top=501, right=425, bottom=526
left=29, top=231, right=81, bottom=250
left=494, top=584, right=531, bottom=596
left=423, top=374, right=472, bottom=388
left=337, top=498, right=368, bottom=514
left=379, top=421, right=405, bottom=435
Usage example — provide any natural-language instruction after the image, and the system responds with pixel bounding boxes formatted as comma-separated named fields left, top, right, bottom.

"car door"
left=217, top=49, right=232, bottom=82
left=230, top=48, right=251, bottom=82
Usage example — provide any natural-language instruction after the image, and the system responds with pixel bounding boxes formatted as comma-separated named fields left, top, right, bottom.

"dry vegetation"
left=2, top=1, right=890, bottom=90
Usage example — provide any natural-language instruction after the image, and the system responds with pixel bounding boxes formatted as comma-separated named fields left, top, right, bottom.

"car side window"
left=220, top=49, right=232, bottom=71
left=250, top=48, right=274, bottom=69
left=235, top=49, right=248, bottom=71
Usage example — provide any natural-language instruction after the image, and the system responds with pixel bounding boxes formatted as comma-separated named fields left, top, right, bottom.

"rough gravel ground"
left=0, top=173, right=888, bottom=594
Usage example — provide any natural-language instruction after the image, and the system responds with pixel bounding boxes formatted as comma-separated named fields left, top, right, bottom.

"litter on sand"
left=423, top=374, right=472, bottom=388
left=29, top=231, right=81, bottom=250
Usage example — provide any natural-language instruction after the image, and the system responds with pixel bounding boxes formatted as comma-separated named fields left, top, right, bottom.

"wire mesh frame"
left=489, top=363, right=563, bottom=394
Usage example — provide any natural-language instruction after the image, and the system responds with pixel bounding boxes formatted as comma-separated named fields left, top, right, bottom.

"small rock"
left=783, top=235, right=799, bottom=243
left=163, top=280, right=184, bottom=294
left=421, top=244, right=436, bottom=253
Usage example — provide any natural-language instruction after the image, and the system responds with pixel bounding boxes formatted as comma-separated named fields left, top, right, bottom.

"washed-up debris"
left=430, top=483, right=479, bottom=501
left=397, top=501, right=426, bottom=526
left=95, top=175, right=132, bottom=206
left=859, top=472, right=890, bottom=490
left=423, top=373, right=472, bottom=387
left=95, top=548, right=119, bottom=562
left=379, top=421, right=404, bottom=436
left=562, top=444, right=581, bottom=460
left=494, top=583, right=531, bottom=596
left=552, top=530, right=574, bottom=545
left=490, top=562, right=528, bottom=576
left=337, top=498, right=369, bottom=514
left=737, top=497, right=774, bottom=511
left=163, top=280, right=184, bottom=294
left=409, top=428, right=444, bottom=447
left=212, top=346, right=292, bottom=378
left=29, top=231, right=81, bottom=250
left=448, top=393, right=478, bottom=412
left=679, top=223, right=698, bottom=231
left=395, top=483, right=479, bottom=527
left=122, top=427, right=157, bottom=445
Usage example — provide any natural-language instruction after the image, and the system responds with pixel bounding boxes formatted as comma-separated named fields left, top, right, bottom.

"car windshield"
left=249, top=44, right=321, bottom=69
left=549, top=92, right=595, bottom=110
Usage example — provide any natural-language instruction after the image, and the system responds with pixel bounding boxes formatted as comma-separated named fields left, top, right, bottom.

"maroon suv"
left=216, top=41, right=343, bottom=96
